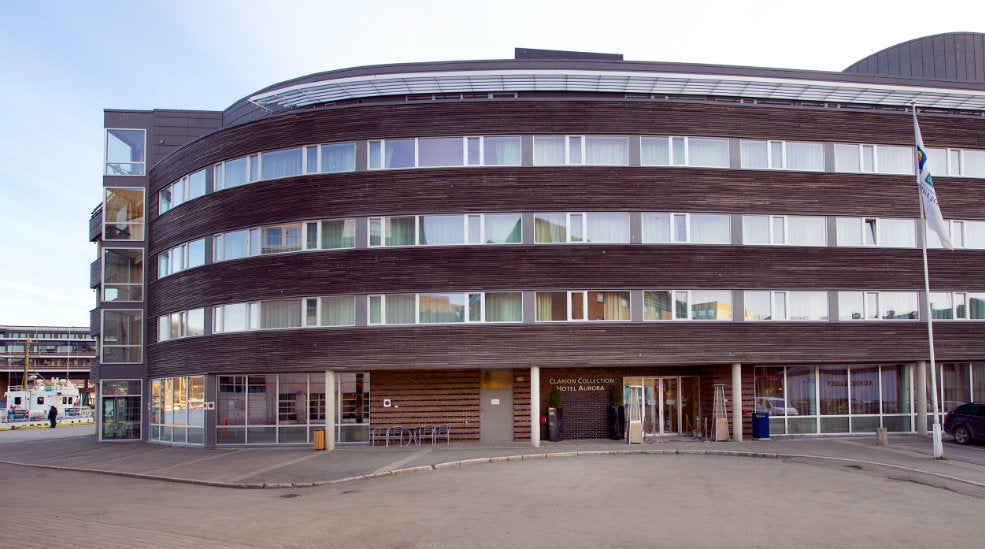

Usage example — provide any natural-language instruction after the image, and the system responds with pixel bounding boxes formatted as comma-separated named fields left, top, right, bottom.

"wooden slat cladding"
left=146, top=245, right=984, bottom=314
left=512, top=368, right=532, bottom=442
left=368, top=370, right=479, bottom=443
left=147, top=167, right=985, bottom=252
left=145, top=322, right=984, bottom=379
left=147, top=100, right=985, bottom=189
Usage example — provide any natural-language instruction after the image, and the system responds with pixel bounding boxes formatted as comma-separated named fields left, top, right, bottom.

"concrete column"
left=916, top=361, right=928, bottom=436
left=732, top=363, right=743, bottom=442
left=325, top=370, right=336, bottom=451
left=530, top=366, right=540, bottom=448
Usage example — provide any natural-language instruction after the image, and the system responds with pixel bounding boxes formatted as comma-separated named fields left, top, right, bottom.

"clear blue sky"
left=0, top=0, right=980, bottom=327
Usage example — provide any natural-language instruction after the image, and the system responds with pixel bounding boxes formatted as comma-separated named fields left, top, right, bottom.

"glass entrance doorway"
left=625, top=376, right=700, bottom=437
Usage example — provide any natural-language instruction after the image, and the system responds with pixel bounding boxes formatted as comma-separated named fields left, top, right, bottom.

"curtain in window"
left=533, top=137, right=565, bottom=165
left=877, top=146, right=914, bottom=175
left=688, top=138, right=729, bottom=168
left=880, top=292, right=919, bottom=319
left=743, top=291, right=772, bottom=320
left=585, top=136, right=629, bottom=165
left=585, top=213, right=630, bottom=243
left=788, top=291, right=828, bottom=320
left=385, top=294, right=416, bottom=324
left=419, top=293, right=465, bottom=323
left=385, top=217, right=415, bottom=246
left=641, top=213, right=670, bottom=243
left=785, top=142, right=824, bottom=171
left=836, top=217, right=863, bottom=246
left=964, top=150, right=985, bottom=177
left=321, top=143, right=356, bottom=173
left=930, top=292, right=953, bottom=319
left=972, top=363, right=985, bottom=401
left=740, top=140, right=768, bottom=169
left=485, top=214, right=521, bottom=243
left=690, top=214, right=730, bottom=244
left=486, top=136, right=521, bottom=166
left=536, top=292, right=565, bottom=321
left=318, top=296, right=354, bottom=326
left=261, top=148, right=303, bottom=180
left=261, top=299, right=301, bottom=329
left=535, top=214, right=566, bottom=243
left=600, top=292, right=630, bottom=320
left=419, top=138, right=463, bottom=167
left=419, top=215, right=464, bottom=246
left=968, top=293, right=985, bottom=320
left=787, top=216, right=826, bottom=246
left=638, top=136, right=668, bottom=166
left=485, top=292, right=521, bottom=321
left=834, top=144, right=860, bottom=173
left=385, top=139, right=415, bottom=168
left=881, top=365, right=910, bottom=414
left=322, top=219, right=355, bottom=249
left=941, top=364, right=971, bottom=410
left=785, top=366, right=816, bottom=415
left=879, top=219, right=916, bottom=248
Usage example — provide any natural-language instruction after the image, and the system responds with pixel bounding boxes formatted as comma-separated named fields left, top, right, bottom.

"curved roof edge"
left=223, top=37, right=985, bottom=127
left=843, top=32, right=985, bottom=83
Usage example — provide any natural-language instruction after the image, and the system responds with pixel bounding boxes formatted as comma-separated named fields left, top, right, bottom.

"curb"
left=2, top=446, right=984, bottom=491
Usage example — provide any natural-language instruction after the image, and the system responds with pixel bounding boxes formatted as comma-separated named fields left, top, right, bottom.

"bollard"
left=876, top=427, right=888, bottom=446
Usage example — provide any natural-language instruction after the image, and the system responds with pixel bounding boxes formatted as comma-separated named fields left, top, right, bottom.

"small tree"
left=549, top=387, right=563, bottom=409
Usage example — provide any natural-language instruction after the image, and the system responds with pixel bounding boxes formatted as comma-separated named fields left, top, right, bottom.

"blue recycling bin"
left=752, top=412, right=770, bottom=439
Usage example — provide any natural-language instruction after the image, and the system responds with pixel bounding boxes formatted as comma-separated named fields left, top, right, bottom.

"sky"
left=0, top=0, right=981, bottom=327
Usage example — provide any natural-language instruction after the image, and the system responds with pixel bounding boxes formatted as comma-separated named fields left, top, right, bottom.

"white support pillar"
left=530, top=366, right=540, bottom=448
left=916, top=361, right=928, bottom=436
left=732, top=363, right=743, bottom=442
left=325, top=370, right=336, bottom=451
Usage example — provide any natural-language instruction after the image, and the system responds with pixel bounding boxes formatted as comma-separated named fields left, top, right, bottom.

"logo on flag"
left=913, top=113, right=953, bottom=250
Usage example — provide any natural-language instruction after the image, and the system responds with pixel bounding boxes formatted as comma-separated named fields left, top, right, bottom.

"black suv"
left=943, top=403, right=985, bottom=445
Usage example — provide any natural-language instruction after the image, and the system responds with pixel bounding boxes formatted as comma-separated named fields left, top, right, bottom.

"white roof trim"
left=248, top=69, right=985, bottom=111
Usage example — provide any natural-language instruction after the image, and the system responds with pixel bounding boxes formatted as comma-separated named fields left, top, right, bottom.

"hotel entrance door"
left=627, top=376, right=700, bottom=437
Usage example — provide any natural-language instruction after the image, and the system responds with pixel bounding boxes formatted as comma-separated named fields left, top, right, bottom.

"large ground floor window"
left=150, top=376, right=205, bottom=444
left=100, top=380, right=142, bottom=440
left=755, top=364, right=913, bottom=435
left=214, top=372, right=370, bottom=445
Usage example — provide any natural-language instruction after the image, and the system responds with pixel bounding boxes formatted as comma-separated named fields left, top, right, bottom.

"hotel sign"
left=549, top=377, right=615, bottom=392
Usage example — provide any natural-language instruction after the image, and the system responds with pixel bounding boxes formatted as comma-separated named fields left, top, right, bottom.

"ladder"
left=712, top=383, right=729, bottom=442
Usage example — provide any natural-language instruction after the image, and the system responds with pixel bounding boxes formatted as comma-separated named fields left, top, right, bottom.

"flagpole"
left=913, top=103, right=943, bottom=459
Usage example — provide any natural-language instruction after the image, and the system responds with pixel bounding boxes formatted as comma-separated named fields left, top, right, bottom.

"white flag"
left=913, top=112, right=953, bottom=250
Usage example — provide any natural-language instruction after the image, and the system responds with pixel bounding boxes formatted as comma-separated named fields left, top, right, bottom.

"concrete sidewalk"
left=2, top=424, right=985, bottom=490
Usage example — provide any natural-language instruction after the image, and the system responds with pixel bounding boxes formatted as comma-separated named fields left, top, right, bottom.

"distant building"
left=90, top=33, right=985, bottom=447
left=0, top=325, right=95, bottom=394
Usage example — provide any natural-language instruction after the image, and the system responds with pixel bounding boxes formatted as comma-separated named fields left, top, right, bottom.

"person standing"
left=47, top=405, right=58, bottom=428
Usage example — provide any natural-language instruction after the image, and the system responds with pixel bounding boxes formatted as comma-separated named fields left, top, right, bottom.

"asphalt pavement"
left=2, top=423, right=985, bottom=492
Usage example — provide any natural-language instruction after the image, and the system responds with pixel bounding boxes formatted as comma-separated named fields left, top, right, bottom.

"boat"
left=4, top=377, right=93, bottom=423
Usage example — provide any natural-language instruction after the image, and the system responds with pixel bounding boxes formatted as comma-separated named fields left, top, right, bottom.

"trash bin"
left=313, top=429, right=326, bottom=450
left=752, top=412, right=770, bottom=439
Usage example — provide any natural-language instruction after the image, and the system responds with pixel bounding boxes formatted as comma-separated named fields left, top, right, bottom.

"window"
left=739, top=140, right=823, bottom=171
left=104, top=188, right=144, bottom=241
left=927, top=147, right=985, bottom=178
left=319, top=296, right=356, bottom=326
left=484, top=292, right=522, bottom=322
left=213, top=302, right=259, bottom=333
left=535, top=291, right=631, bottom=321
left=642, top=213, right=731, bottom=244
left=836, top=217, right=915, bottom=248
left=838, top=291, right=919, bottom=320
left=534, top=213, right=630, bottom=243
left=644, top=290, right=733, bottom=320
left=419, top=215, right=465, bottom=246
left=214, top=156, right=250, bottom=190
left=102, top=248, right=143, bottom=302
left=930, top=292, right=985, bottom=320
left=742, top=215, right=826, bottom=246
left=105, top=129, right=145, bottom=176
left=320, top=142, right=356, bottom=173
left=260, top=299, right=301, bottom=329
left=368, top=294, right=416, bottom=325
left=101, top=310, right=143, bottom=363
left=158, top=308, right=205, bottom=342
left=468, top=213, right=522, bottom=244
left=214, top=229, right=259, bottom=261
left=260, top=147, right=303, bottom=180
left=368, top=139, right=414, bottom=169
left=534, top=135, right=628, bottom=166
left=317, top=219, right=356, bottom=249
left=642, top=136, right=729, bottom=168
left=159, top=169, right=207, bottom=214
left=835, top=143, right=913, bottom=175
left=158, top=239, right=206, bottom=278
left=744, top=291, right=828, bottom=320
left=260, top=224, right=302, bottom=254
left=482, top=136, right=522, bottom=166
